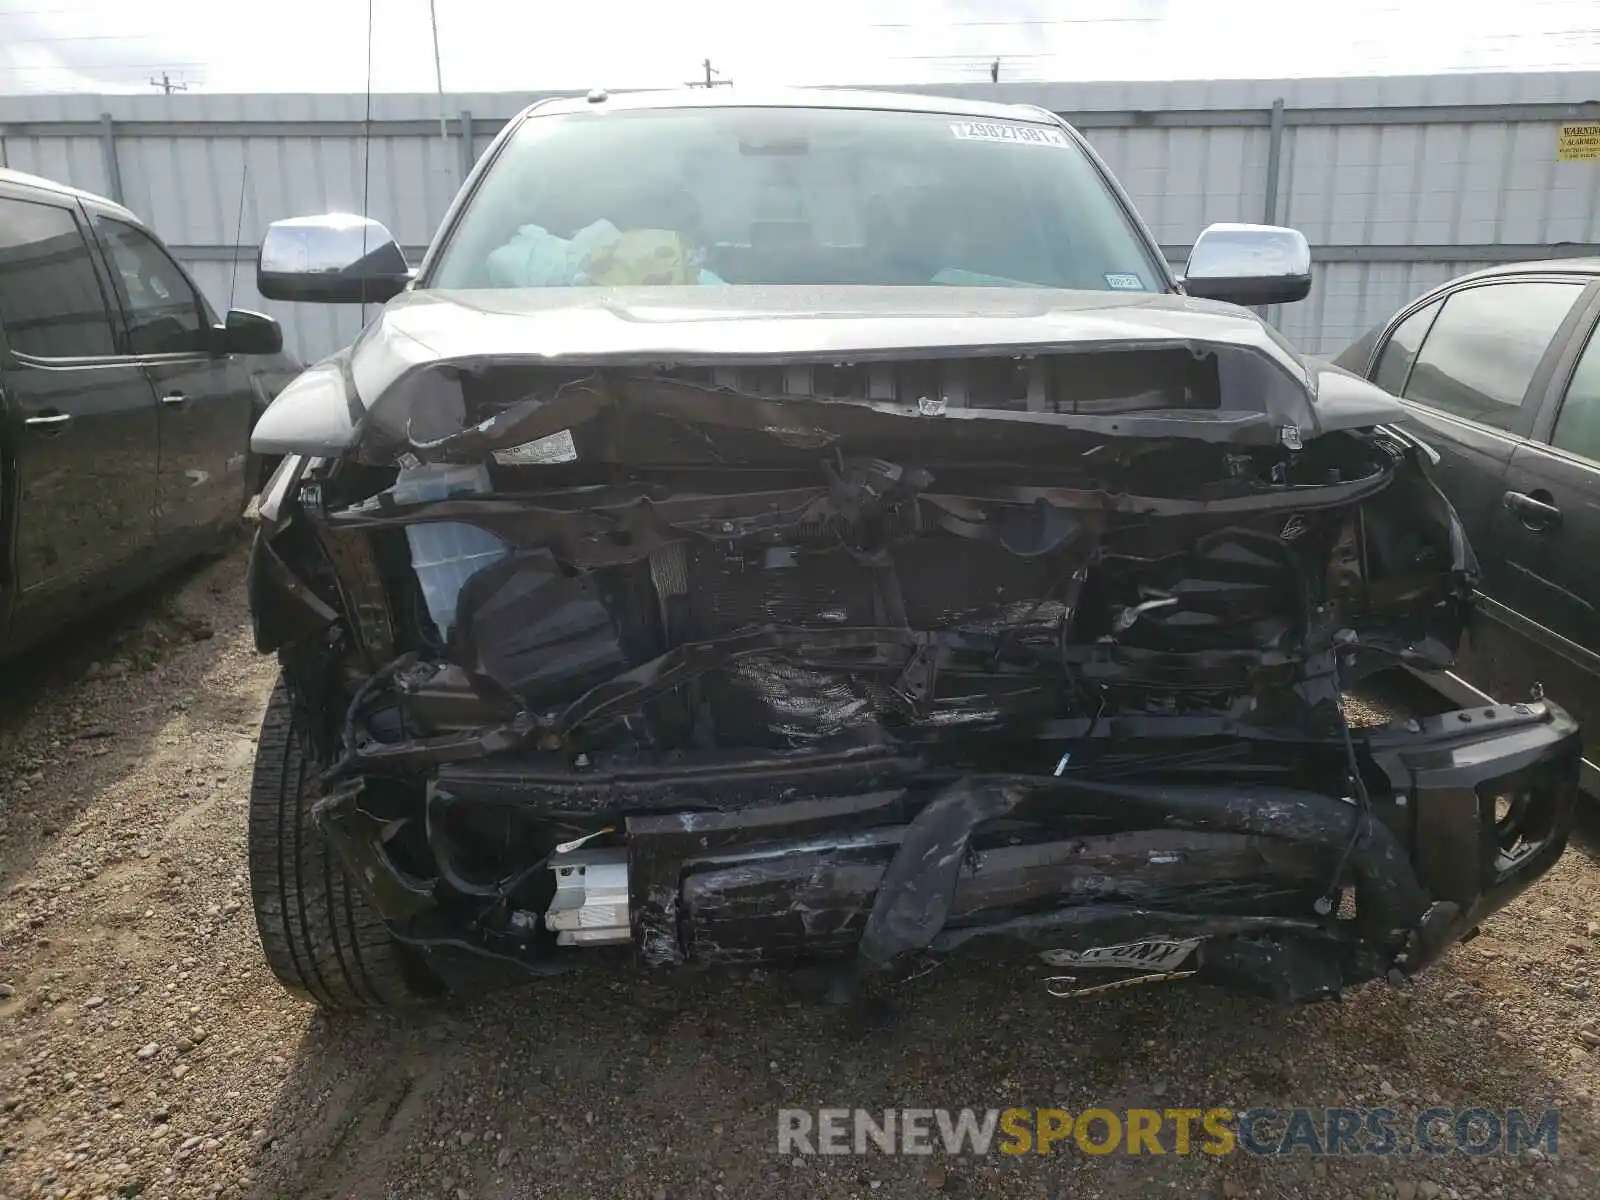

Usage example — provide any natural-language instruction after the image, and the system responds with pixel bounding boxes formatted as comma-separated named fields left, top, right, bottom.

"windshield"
left=425, top=105, right=1168, bottom=293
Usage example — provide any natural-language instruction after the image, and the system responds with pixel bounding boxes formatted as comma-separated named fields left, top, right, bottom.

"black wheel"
left=248, top=676, right=438, bottom=1009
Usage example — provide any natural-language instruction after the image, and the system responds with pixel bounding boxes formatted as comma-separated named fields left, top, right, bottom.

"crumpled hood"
left=366, top=285, right=1304, bottom=364
left=252, top=285, right=1406, bottom=456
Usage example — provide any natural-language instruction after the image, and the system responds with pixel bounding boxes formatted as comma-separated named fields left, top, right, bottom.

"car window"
left=95, top=216, right=211, bottom=354
left=427, top=106, right=1168, bottom=292
left=0, top=194, right=117, bottom=358
left=1551, top=324, right=1600, bottom=464
left=1331, top=326, right=1381, bottom=375
left=1403, top=281, right=1583, bottom=430
left=1372, top=299, right=1441, bottom=394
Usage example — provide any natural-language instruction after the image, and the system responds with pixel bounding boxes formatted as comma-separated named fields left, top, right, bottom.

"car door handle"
left=1502, top=489, right=1562, bottom=530
left=24, top=412, right=72, bottom=432
left=160, top=392, right=188, bottom=408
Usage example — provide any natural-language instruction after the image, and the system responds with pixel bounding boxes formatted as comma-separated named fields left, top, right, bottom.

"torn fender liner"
left=856, top=777, right=1027, bottom=972
left=311, top=778, right=436, bottom=921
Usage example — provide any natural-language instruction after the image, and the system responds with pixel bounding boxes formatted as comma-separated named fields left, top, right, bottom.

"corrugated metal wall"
left=4, top=70, right=1599, bottom=364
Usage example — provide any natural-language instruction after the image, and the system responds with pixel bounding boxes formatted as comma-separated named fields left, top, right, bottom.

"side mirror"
left=1182, top=223, right=1312, bottom=307
left=257, top=213, right=411, bottom=304
left=214, top=308, right=283, bottom=355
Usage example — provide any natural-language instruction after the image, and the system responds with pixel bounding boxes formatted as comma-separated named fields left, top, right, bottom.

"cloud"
left=0, top=3, right=211, bottom=93
left=0, top=0, right=1596, bottom=95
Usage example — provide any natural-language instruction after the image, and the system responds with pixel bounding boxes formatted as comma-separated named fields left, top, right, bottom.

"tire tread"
left=248, top=676, right=427, bottom=1009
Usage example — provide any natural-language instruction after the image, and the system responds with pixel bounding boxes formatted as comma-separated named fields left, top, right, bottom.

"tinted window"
left=1404, top=281, right=1583, bottom=429
left=96, top=217, right=210, bottom=354
left=1552, top=325, right=1600, bottom=463
left=428, top=106, right=1166, bottom=292
left=1372, top=299, right=1440, bottom=394
left=0, top=195, right=116, bottom=358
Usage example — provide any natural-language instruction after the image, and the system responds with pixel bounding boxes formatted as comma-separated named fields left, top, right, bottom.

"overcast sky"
left=2, top=0, right=1598, bottom=94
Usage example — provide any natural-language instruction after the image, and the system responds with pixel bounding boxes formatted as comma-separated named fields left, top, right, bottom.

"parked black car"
left=244, top=88, right=1581, bottom=1012
left=0, top=167, right=288, bottom=658
left=1334, top=260, right=1600, bottom=798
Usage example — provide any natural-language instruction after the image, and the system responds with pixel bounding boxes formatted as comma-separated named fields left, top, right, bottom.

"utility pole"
left=149, top=71, right=188, bottom=95
left=685, top=58, right=732, bottom=88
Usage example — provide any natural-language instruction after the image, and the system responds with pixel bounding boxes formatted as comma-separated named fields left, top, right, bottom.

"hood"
left=251, top=285, right=1406, bottom=456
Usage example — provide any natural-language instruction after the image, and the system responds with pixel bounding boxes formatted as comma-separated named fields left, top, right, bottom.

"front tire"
left=247, top=676, right=436, bottom=1009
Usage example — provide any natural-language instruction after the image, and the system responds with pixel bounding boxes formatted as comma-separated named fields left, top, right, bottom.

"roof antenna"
left=359, top=0, right=375, bottom=313
left=428, top=0, right=448, bottom=144
left=226, top=152, right=248, bottom=313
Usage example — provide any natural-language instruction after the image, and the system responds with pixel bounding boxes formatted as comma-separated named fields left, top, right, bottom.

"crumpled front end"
left=247, top=346, right=1581, bottom=1003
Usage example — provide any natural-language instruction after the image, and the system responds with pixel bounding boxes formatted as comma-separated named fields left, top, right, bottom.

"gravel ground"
left=1, top=543, right=1597, bottom=1200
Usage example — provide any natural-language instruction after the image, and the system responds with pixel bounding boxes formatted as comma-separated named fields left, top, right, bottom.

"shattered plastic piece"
left=553, top=827, right=615, bottom=854
left=761, top=425, right=839, bottom=449
left=1039, top=937, right=1203, bottom=972
left=1045, top=970, right=1197, bottom=998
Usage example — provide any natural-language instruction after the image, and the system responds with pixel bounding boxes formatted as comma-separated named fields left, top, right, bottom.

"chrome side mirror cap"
left=257, top=213, right=411, bottom=304
left=1182, top=223, right=1312, bottom=307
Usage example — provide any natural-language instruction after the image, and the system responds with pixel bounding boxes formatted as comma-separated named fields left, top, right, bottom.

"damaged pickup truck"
left=245, top=88, right=1582, bottom=1010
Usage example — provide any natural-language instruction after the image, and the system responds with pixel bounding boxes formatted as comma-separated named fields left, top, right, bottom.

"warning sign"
left=1558, top=123, right=1600, bottom=161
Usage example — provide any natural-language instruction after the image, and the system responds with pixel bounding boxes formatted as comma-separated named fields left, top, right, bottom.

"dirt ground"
left=1, top=542, right=1598, bottom=1200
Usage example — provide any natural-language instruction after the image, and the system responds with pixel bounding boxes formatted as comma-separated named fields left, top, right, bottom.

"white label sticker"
left=950, top=120, right=1068, bottom=148
left=491, top=429, right=578, bottom=465
left=1104, top=273, right=1147, bottom=291
left=1039, top=937, right=1203, bottom=973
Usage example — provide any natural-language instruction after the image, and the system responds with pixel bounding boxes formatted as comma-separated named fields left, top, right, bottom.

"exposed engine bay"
left=248, top=348, right=1582, bottom=1004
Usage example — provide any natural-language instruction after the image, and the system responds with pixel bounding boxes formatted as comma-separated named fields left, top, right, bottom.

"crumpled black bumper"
left=315, top=696, right=1581, bottom=1003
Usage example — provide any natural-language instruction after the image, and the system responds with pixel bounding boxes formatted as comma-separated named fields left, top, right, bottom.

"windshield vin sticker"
left=950, top=120, right=1069, bottom=147
left=1039, top=937, right=1203, bottom=973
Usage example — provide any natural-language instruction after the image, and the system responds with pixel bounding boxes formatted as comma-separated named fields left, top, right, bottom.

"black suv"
left=1336, top=259, right=1600, bottom=798
left=0, top=167, right=288, bottom=657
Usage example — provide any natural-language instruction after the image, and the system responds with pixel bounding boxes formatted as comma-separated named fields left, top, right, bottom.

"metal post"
left=1263, top=98, right=1285, bottom=225
left=99, top=112, right=124, bottom=203
left=457, top=110, right=474, bottom=184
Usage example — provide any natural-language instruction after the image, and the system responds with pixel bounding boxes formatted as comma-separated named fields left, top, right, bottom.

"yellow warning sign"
left=1558, top=123, right=1600, bottom=161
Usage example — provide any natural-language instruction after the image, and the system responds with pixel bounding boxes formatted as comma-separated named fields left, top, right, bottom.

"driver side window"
left=95, top=216, right=211, bottom=355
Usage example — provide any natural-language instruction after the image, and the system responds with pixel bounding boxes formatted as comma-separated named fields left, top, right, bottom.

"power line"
left=0, top=60, right=210, bottom=74
left=0, top=5, right=106, bottom=17
left=887, top=52, right=1073, bottom=62
left=0, top=31, right=162, bottom=42
left=872, top=17, right=1161, bottom=29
